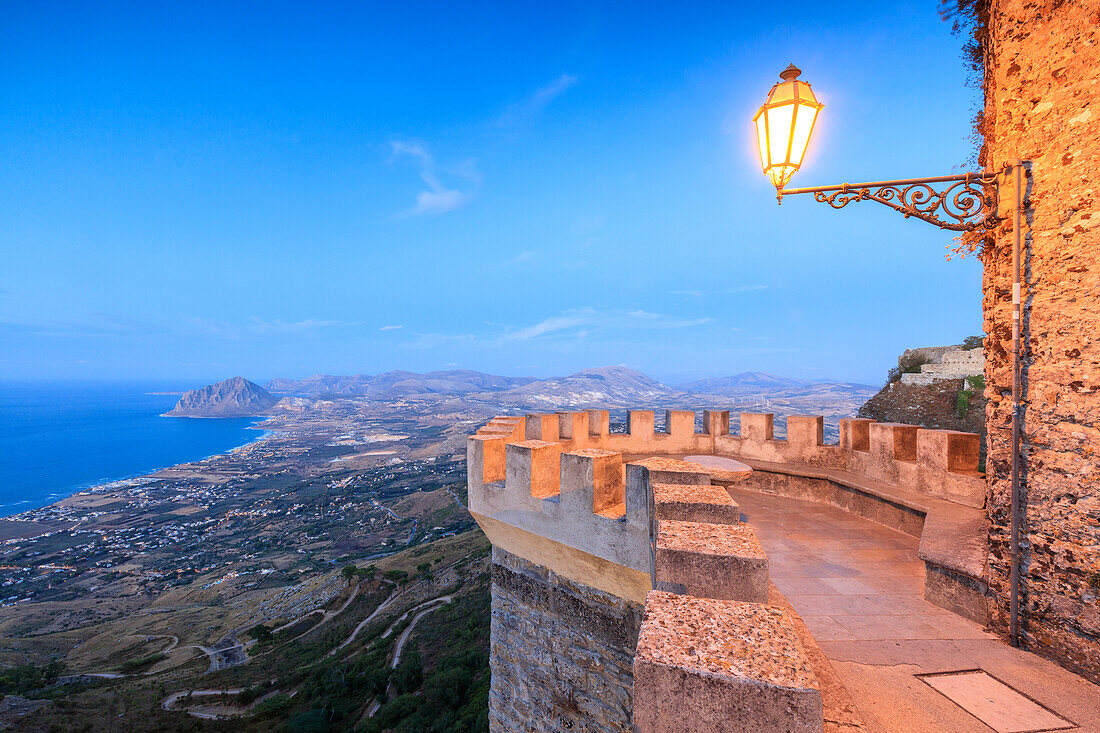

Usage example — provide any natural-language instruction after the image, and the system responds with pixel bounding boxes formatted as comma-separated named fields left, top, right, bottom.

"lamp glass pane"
left=755, top=115, right=769, bottom=170
left=767, top=104, right=794, bottom=166
left=770, top=81, right=795, bottom=104
left=790, top=103, right=820, bottom=166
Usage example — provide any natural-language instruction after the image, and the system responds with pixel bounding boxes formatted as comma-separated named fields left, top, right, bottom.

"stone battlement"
left=470, top=408, right=988, bottom=732
left=472, top=409, right=984, bottom=510
left=469, top=408, right=829, bottom=732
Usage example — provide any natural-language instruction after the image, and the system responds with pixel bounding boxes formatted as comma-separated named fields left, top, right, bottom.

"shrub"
left=0, top=660, right=66, bottom=694
left=900, top=353, right=929, bottom=375
left=255, top=692, right=292, bottom=717
left=248, top=624, right=274, bottom=645
left=287, top=708, right=329, bottom=732
left=886, top=352, right=929, bottom=385
left=117, top=653, right=166, bottom=675
left=392, top=649, right=423, bottom=694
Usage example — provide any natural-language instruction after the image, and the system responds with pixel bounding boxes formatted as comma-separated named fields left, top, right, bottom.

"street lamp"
left=754, top=64, right=1028, bottom=647
left=752, top=64, right=823, bottom=192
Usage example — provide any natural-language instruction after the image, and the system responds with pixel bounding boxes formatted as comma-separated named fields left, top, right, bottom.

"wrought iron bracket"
left=778, top=164, right=1012, bottom=231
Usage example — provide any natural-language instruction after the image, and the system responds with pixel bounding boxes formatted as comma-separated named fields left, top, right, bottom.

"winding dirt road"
left=390, top=597, right=450, bottom=668
left=161, top=689, right=244, bottom=720
left=330, top=586, right=401, bottom=656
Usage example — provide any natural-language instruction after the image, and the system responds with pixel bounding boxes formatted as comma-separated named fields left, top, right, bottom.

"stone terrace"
left=468, top=408, right=1100, bottom=731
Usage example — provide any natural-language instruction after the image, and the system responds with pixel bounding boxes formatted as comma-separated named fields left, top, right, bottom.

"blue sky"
left=0, top=1, right=983, bottom=386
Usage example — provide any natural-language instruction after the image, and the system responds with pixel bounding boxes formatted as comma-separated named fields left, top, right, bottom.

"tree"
left=383, top=569, right=408, bottom=585
left=962, top=334, right=985, bottom=350
left=248, top=624, right=273, bottom=645
left=341, top=564, right=358, bottom=586
left=392, top=649, right=423, bottom=694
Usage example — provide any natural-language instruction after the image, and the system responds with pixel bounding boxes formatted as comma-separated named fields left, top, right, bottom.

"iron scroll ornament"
left=779, top=169, right=1005, bottom=232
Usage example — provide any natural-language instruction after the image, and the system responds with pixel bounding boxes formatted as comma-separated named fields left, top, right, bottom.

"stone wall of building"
left=488, top=547, right=642, bottom=733
left=983, top=0, right=1100, bottom=681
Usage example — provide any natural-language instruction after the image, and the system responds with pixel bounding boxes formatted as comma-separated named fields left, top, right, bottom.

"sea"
left=0, top=382, right=265, bottom=517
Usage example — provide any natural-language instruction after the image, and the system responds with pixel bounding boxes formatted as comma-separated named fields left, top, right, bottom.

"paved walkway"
left=731, top=487, right=1100, bottom=733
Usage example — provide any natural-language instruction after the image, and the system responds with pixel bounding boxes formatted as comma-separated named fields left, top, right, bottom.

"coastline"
left=0, top=420, right=275, bottom=524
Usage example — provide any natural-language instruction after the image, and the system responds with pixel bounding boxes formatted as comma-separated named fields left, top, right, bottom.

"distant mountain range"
left=678, top=371, right=812, bottom=392
left=169, top=367, right=876, bottom=419
left=165, top=377, right=278, bottom=418
left=251, top=366, right=875, bottom=410
left=471, top=366, right=688, bottom=409
left=677, top=372, right=877, bottom=399
left=265, top=370, right=536, bottom=397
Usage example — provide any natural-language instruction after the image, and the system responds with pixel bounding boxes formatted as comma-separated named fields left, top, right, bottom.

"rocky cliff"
left=165, top=377, right=279, bottom=418
left=858, top=378, right=986, bottom=439
left=859, top=347, right=986, bottom=442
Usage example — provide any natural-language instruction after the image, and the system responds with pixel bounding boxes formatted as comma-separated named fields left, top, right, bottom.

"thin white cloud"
left=176, top=317, right=368, bottom=338
left=527, top=74, right=579, bottom=110
left=503, top=307, right=712, bottom=341
left=506, top=250, right=536, bottom=265
left=388, top=76, right=574, bottom=218
left=250, top=318, right=366, bottom=334
left=414, top=188, right=471, bottom=216
left=390, top=140, right=478, bottom=216
left=510, top=313, right=590, bottom=340
left=380, top=324, right=403, bottom=331
left=670, top=285, right=769, bottom=298
left=493, top=73, right=579, bottom=129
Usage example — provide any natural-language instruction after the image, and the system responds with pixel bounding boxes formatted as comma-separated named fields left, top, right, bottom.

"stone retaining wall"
left=488, top=547, right=641, bottom=733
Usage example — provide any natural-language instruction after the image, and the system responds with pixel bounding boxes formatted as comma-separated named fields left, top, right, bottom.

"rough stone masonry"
left=983, top=0, right=1100, bottom=681
left=488, top=548, right=642, bottom=733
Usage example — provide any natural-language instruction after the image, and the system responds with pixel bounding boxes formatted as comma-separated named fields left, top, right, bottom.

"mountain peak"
left=165, top=377, right=278, bottom=418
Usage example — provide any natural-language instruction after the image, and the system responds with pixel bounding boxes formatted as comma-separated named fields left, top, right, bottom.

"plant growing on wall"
left=957, top=374, right=985, bottom=417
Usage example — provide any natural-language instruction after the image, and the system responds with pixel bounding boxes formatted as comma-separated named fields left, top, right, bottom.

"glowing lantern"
left=752, top=64, right=823, bottom=191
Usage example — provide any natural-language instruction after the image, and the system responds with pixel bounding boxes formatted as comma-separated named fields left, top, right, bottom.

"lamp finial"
left=779, top=64, right=801, bottom=81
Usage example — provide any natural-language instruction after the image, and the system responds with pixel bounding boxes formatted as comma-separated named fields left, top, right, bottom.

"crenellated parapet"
left=473, top=408, right=990, bottom=621
left=476, top=408, right=984, bottom=508
left=468, top=433, right=655, bottom=602
left=470, top=408, right=829, bottom=732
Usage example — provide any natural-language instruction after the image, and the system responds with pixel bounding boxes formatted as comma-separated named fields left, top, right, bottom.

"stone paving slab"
left=920, top=670, right=1073, bottom=733
left=731, top=487, right=1100, bottom=733
left=737, top=457, right=988, bottom=581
